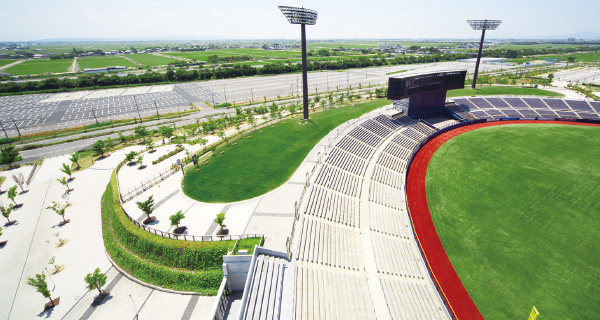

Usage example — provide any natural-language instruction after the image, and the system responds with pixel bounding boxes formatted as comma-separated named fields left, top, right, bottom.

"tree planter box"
left=216, top=228, right=229, bottom=236
left=59, top=219, right=70, bottom=226
left=44, top=297, right=60, bottom=310
left=0, top=240, right=7, bottom=247
left=149, top=150, right=157, bottom=153
left=173, top=226, right=187, bottom=234
left=19, top=190, right=29, bottom=194
left=143, top=216, right=157, bottom=225
left=138, top=165, right=147, bottom=170
left=4, top=220, right=17, bottom=226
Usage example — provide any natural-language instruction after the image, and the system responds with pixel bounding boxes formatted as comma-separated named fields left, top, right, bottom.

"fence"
left=119, top=166, right=179, bottom=203
left=26, top=162, right=38, bottom=185
left=208, top=276, right=231, bottom=320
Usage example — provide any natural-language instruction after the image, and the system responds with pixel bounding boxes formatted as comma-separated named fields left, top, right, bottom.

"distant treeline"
left=481, top=46, right=600, bottom=58
left=0, top=53, right=469, bottom=94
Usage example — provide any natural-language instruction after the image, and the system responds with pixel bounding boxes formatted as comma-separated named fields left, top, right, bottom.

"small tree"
left=124, top=151, right=137, bottom=164
left=91, top=139, right=107, bottom=157
left=57, top=177, right=72, bottom=192
left=145, top=137, right=154, bottom=151
left=217, top=131, right=227, bottom=146
left=84, top=268, right=108, bottom=296
left=0, top=145, right=22, bottom=168
left=136, top=195, right=154, bottom=222
left=159, top=126, right=174, bottom=142
left=548, top=73, right=555, bottom=82
left=1, top=203, right=14, bottom=224
left=235, top=123, right=242, bottom=138
left=60, top=163, right=73, bottom=180
left=12, top=173, right=26, bottom=192
left=26, top=273, right=56, bottom=308
left=137, top=155, right=144, bottom=169
left=214, top=212, right=227, bottom=235
left=69, top=152, right=81, bottom=170
left=134, top=125, right=149, bottom=141
left=7, top=186, right=18, bottom=206
left=169, top=210, right=185, bottom=228
left=199, top=138, right=208, bottom=149
left=47, top=201, right=67, bottom=224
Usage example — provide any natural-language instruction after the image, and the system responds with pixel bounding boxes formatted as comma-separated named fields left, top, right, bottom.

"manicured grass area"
left=4, top=59, right=73, bottom=75
left=125, top=53, right=180, bottom=66
left=78, top=56, right=136, bottom=69
left=505, top=57, right=534, bottom=64
left=537, top=52, right=600, bottom=63
left=0, top=60, right=17, bottom=67
left=447, top=86, right=563, bottom=98
left=426, top=124, right=600, bottom=319
left=183, top=99, right=390, bottom=202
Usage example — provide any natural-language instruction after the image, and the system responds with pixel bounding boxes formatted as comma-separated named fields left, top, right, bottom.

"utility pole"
left=0, top=120, right=10, bottom=144
left=91, top=107, right=98, bottom=124
left=154, top=101, right=160, bottom=119
left=11, top=118, right=20, bottom=138
left=133, top=96, right=143, bottom=124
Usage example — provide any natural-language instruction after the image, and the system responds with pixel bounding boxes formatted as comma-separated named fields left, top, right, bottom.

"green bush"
left=215, top=102, right=232, bottom=108
left=151, top=147, right=184, bottom=165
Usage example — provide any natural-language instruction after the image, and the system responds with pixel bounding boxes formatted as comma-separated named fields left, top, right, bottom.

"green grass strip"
left=446, top=86, right=563, bottom=98
left=182, top=99, right=390, bottom=203
left=426, top=124, right=600, bottom=319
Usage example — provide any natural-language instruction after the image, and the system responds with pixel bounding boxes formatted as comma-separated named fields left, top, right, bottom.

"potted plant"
left=85, top=268, right=109, bottom=302
left=124, top=151, right=137, bottom=166
left=12, top=173, right=28, bottom=193
left=60, top=163, right=74, bottom=181
left=57, top=177, right=73, bottom=192
left=136, top=195, right=156, bottom=224
left=1, top=203, right=15, bottom=226
left=0, top=226, right=6, bottom=246
left=7, top=186, right=22, bottom=208
left=46, top=201, right=69, bottom=226
left=214, top=212, right=228, bottom=235
left=169, top=210, right=186, bottom=234
left=26, top=273, right=60, bottom=310
left=137, top=155, right=146, bottom=170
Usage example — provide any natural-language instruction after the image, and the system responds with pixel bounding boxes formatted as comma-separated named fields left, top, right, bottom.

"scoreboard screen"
left=387, top=70, right=466, bottom=100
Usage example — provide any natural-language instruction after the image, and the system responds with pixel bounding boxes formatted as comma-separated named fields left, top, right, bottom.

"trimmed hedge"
left=102, top=172, right=262, bottom=293
left=152, top=146, right=184, bottom=165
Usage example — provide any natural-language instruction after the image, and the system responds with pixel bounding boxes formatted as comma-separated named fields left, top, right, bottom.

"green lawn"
left=536, top=52, right=600, bottom=63
left=125, top=53, right=180, bottom=66
left=182, top=99, right=390, bottom=202
left=426, top=124, right=600, bottom=320
left=169, top=48, right=301, bottom=62
left=78, top=55, right=136, bottom=69
left=4, top=59, right=73, bottom=75
left=447, top=86, right=563, bottom=98
left=505, top=57, right=534, bottom=64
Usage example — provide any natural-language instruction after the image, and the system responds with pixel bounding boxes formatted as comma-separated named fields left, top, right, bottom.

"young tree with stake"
left=26, top=273, right=57, bottom=308
left=214, top=212, right=228, bottom=235
left=7, top=186, right=19, bottom=206
left=60, top=163, right=73, bottom=180
left=57, top=177, right=73, bottom=192
left=1, top=202, right=15, bottom=225
left=84, top=268, right=108, bottom=297
left=12, top=173, right=27, bottom=193
left=47, top=201, right=68, bottom=225
left=169, top=210, right=185, bottom=233
left=136, top=195, right=155, bottom=224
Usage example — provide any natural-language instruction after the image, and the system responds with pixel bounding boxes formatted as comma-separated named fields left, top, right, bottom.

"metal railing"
left=26, top=162, right=38, bottom=185
left=208, top=276, right=231, bottom=320
left=119, top=166, right=179, bottom=203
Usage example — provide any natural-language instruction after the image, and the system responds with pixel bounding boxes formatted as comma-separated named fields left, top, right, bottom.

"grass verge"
left=182, top=99, right=390, bottom=203
left=426, top=124, right=600, bottom=319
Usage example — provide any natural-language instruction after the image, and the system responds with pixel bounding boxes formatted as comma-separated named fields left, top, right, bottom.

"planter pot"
left=138, top=165, right=147, bottom=170
left=68, top=177, right=76, bottom=182
left=20, top=190, right=29, bottom=194
left=174, top=226, right=187, bottom=234
left=149, top=150, right=157, bottom=153
left=13, top=203, right=23, bottom=209
left=143, top=216, right=157, bottom=225
left=59, top=219, right=70, bottom=226
left=0, top=240, right=7, bottom=247
left=4, top=220, right=17, bottom=226
left=216, top=228, right=229, bottom=236
left=44, top=297, right=60, bottom=310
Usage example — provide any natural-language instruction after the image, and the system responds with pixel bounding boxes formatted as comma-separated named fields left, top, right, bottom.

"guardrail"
left=119, top=166, right=179, bottom=203
left=208, top=276, right=231, bottom=320
left=26, top=162, right=38, bottom=185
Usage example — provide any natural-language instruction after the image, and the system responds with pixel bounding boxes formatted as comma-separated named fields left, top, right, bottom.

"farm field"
left=182, top=98, right=389, bottom=203
left=426, top=124, right=600, bottom=319
left=536, top=52, right=600, bottom=63
left=4, top=59, right=73, bottom=75
left=0, top=60, right=17, bottom=67
left=169, top=48, right=301, bottom=61
left=125, top=53, right=181, bottom=66
left=77, top=55, right=136, bottom=69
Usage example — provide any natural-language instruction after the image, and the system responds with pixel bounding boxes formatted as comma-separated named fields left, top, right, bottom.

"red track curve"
left=405, top=120, right=600, bottom=319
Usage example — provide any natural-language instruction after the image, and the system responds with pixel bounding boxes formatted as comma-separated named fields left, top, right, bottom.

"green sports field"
left=77, top=55, right=136, bottom=69
left=0, top=60, right=16, bottom=67
left=182, top=99, right=389, bottom=203
left=125, top=53, right=180, bottom=66
left=426, top=124, right=600, bottom=319
left=4, top=59, right=74, bottom=75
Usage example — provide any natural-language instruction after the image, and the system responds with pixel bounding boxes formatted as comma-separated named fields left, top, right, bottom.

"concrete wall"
left=223, top=254, right=253, bottom=292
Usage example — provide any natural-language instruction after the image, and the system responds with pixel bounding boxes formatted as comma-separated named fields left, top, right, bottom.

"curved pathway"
left=405, top=120, right=600, bottom=320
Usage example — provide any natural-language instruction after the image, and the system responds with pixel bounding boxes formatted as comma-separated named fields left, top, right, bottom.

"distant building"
left=32, top=54, right=44, bottom=59
left=84, top=66, right=127, bottom=73
left=379, top=44, right=392, bottom=51
left=566, top=38, right=576, bottom=42
left=0, top=72, right=12, bottom=77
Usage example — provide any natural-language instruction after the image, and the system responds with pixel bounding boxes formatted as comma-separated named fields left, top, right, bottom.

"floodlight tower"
left=279, top=5, right=318, bottom=120
left=467, top=19, right=502, bottom=89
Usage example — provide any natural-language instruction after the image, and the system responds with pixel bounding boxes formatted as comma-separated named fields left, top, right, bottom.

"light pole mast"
left=467, top=19, right=502, bottom=89
left=280, top=6, right=318, bottom=120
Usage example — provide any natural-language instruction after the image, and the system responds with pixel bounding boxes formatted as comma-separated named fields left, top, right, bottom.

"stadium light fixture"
left=279, top=6, right=318, bottom=120
left=468, top=19, right=502, bottom=89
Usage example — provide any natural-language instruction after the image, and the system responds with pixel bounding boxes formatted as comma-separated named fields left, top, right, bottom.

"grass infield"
left=182, top=99, right=389, bottom=203
left=5, top=59, right=73, bottom=75
left=426, top=124, right=600, bottom=319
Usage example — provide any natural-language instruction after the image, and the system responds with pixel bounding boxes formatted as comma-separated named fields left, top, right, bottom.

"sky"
left=1, top=0, right=599, bottom=41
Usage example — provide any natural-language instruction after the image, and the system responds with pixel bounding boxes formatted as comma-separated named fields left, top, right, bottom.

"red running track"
left=405, top=120, right=600, bottom=320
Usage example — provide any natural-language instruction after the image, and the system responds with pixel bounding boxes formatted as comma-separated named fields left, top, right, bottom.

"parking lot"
left=0, top=61, right=515, bottom=137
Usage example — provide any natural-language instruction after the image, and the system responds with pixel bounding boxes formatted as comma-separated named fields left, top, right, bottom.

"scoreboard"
left=387, top=70, right=466, bottom=100
left=387, top=70, right=467, bottom=118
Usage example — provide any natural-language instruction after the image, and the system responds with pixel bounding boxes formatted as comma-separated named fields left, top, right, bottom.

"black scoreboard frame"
left=387, top=70, right=467, bottom=118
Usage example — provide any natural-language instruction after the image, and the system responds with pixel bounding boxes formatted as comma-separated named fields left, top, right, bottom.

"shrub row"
left=151, top=147, right=184, bottom=165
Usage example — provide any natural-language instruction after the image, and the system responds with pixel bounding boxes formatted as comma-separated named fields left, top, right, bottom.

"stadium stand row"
left=448, top=97, right=600, bottom=120
left=291, top=109, right=451, bottom=320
